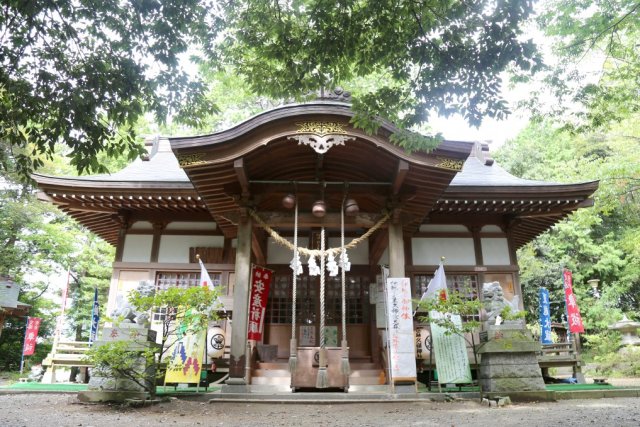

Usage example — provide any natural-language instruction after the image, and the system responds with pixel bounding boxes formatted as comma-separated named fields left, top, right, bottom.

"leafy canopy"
left=221, top=0, right=542, bottom=150
left=2, top=0, right=543, bottom=179
left=0, top=0, right=219, bottom=178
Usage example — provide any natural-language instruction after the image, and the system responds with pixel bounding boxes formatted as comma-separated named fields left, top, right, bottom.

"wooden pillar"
left=227, top=212, right=253, bottom=384
left=113, top=211, right=130, bottom=262
left=150, top=221, right=166, bottom=263
left=388, top=221, right=405, bottom=277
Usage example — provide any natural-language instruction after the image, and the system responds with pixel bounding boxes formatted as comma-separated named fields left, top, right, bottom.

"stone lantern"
left=609, top=315, right=640, bottom=347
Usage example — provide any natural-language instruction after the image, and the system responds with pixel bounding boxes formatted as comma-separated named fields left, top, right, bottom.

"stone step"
left=252, top=369, right=291, bottom=377
left=251, top=376, right=291, bottom=385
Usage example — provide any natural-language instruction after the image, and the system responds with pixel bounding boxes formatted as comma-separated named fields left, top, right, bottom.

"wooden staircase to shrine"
left=250, top=360, right=387, bottom=392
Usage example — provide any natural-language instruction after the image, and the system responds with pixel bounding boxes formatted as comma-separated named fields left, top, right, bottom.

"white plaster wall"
left=129, top=221, right=153, bottom=230
left=267, top=237, right=309, bottom=264
left=412, top=237, right=476, bottom=265
left=328, top=237, right=369, bottom=265
left=121, top=235, right=153, bottom=262
left=481, top=225, right=503, bottom=233
left=418, top=224, right=468, bottom=233
left=158, top=235, right=225, bottom=263
left=165, top=221, right=217, bottom=231
left=481, top=238, right=511, bottom=265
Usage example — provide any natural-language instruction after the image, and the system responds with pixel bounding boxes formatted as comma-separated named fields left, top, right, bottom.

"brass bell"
left=282, top=194, right=296, bottom=209
left=312, top=200, right=327, bottom=217
left=344, top=198, right=359, bottom=216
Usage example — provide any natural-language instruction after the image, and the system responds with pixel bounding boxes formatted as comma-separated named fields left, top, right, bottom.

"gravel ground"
left=1, top=394, right=640, bottom=427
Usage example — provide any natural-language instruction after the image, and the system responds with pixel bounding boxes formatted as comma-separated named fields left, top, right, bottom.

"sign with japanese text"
left=22, top=317, right=42, bottom=356
left=385, top=277, right=417, bottom=381
left=300, top=325, right=316, bottom=346
left=414, top=327, right=431, bottom=360
left=247, top=266, right=273, bottom=341
left=562, top=269, right=585, bottom=333
left=539, top=288, right=552, bottom=344
left=165, top=309, right=207, bottom=384
left=430, top=311, right=472, bottom=384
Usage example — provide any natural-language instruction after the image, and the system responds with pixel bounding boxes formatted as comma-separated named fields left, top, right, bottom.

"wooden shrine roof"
left=33, top=101, right=598, bottom=249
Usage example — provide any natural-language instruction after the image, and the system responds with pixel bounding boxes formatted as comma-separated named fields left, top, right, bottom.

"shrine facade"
left=34, top=97, right=598, bottom=390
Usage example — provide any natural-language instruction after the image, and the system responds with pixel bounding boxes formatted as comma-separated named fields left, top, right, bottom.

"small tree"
left=418, top=291, right=525, bottom=398
left=86, top=286, right=222, bottom=395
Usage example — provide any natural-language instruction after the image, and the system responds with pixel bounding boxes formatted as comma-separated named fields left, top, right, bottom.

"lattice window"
left=413, top=273, right=480, bottom=321
left=326, top=276, right=365, bottom=324
left=155, top=271, right=226, bottom=293
left=265, top=273, right=366, bottom=325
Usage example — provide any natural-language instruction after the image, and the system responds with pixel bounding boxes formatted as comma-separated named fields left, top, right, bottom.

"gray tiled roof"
left=451, top=154, right=560, bottom=187
left=68, top=138, right=190, bottom=183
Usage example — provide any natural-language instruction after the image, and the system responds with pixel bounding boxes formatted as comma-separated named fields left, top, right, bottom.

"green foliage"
left=85, top=341, right=157, bottom=393
left=588, top=348, right=640, bottom=378
left=527, top=0, right=640, bottom=131
left=220, top=0, right=542, bottom=137
left=0, top=0, right=219, bottom=179
left=417, top=292, right=483, bottom=335
left=496, top=111, right=640, bottom=361
left=86, top=286, right=221, bottom=392
left=127, top=286, right=221, bottom=358
left=0, top=158, right=114, bottom=370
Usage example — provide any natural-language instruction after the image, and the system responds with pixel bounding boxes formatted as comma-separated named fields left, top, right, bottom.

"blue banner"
left=539, top=287, right=552, bottom=344
left=90, top=287, right=99, bottom=343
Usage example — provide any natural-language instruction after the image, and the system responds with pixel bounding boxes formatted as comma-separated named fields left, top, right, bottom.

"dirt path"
left=1, top=394, right=640, bottom=427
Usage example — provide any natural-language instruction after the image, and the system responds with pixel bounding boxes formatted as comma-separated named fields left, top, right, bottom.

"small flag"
left=414, top=262, right=448, bottom=315
left=539, top=288, right=552, bottom=344
left=22, top=317, right=42, bottom=356
left=562, top=269, right=585, bottom=333
left=90, top=287, right=100, bottom=343
left=198, top=257, right=226, bottom=315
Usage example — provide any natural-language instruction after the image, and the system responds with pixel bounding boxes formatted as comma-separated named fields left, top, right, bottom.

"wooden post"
left=388, top=221, right=405, bottom=277
left=226, top=212, right=252, bottom=385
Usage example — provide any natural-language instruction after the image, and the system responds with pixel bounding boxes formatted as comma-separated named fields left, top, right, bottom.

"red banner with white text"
left=247, top=266, right=273, bottom=341
left=562, top=269, right=585, bottom=333
left=23, top=317, right=42, bottom=356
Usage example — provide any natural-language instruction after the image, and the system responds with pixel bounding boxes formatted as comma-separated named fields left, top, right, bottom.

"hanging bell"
left=282, top=194, right=296, bottom=209
left=312, top=200, right=327, bottom=217
left=344, top=198, right=359, bottom=216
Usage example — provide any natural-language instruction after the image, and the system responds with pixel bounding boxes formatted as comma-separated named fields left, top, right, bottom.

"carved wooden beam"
left=234, top=158, right=250, bottom=197
left=392, top=160, right=409, bottom=195
left=369, top=229, right=389, bottom=266
left=251, top=230, right=266, bottom=266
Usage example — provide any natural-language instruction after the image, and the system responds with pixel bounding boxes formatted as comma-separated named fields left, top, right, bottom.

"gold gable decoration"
left=295, top=121, right=347, bottom=136
left=435, top=156, right=464, bottom=171
left=177, top=153, right=207, bottom=168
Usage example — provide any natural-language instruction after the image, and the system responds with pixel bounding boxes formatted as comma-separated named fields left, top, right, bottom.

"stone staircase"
left=250, top=360, right=387, bottom=392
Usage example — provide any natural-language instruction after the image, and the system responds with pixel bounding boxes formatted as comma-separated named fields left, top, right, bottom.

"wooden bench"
left=537, top=341, right=585, bottom=383
left=41, top=341, right=93, bottom=383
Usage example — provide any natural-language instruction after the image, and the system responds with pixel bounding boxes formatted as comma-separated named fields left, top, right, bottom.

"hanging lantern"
left=207, top=325, right=226, bottom=359
left=312, top=200, right=327, bottom=217
left=344, top=198, right=359, bottom=216
left=282, top=194, right=296, bottom=209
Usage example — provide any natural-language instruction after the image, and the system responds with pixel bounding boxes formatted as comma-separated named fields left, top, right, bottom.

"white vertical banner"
left=430, top=311, right=472, bottom=384
left=385, top=277, right=417, bottom=381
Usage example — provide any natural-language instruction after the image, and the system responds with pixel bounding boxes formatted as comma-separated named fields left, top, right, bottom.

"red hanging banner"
left=23, top=317, right=42, bottom=356
left=562, top=269, right=585, bottom=333
left=247, top=266, right=273, bottom=341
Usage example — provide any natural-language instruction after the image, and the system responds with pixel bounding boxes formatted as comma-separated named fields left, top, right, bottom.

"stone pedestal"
left=477, top=324, right=546, bottom=393
left=79, top=324, right=158, bottom=403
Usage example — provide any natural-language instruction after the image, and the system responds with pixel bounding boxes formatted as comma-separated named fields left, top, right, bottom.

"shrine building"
left=33, top=93, right=598, bottom=391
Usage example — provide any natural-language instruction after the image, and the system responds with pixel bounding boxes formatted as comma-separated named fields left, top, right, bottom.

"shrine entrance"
left=263, top=269, right=372, bottom=361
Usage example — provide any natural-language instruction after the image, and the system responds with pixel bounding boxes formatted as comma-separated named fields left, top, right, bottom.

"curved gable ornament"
left=289, top=121, right=354, bottom=154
